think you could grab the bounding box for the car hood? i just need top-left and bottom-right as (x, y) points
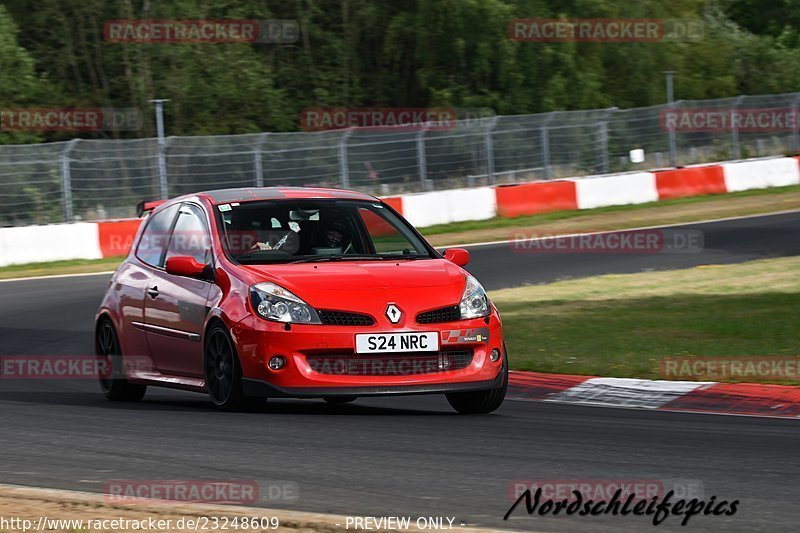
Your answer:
(239, 258), (468, 311)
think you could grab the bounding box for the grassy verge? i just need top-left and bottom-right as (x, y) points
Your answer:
(492, 256), (800, 384)
(0, 484), (504, 533)
(0, 257), (122, 280)
(1, 184), (799, 280)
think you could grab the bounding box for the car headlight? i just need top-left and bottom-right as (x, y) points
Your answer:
(250, 282), (321, 324)
(459, 275), (490, 319)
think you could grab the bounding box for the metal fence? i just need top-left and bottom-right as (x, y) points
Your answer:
(2, 92), (800, 226)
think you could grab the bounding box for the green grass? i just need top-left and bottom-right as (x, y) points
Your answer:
(492, 257), (800, 383)
(0, 257), (122, 280)
(422, 183), (800, 237)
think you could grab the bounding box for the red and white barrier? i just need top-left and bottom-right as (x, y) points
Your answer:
(575, 172), (659, 209)
(654, 165), (726, 199)
(0, 222), (102, 267)
(722, 157), (800, 192)
(1, 156), (798, 267)
(400, 186), (496, 227)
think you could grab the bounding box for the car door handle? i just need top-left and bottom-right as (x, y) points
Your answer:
(146, 286), (159, 299)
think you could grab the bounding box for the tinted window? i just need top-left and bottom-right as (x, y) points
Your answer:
(359, 208), (417, 255)
(136, 204), (179, 267)
(217, 199), (431, 264)
(165, 204), (212, 265)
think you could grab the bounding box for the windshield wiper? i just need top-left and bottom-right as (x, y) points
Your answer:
(289, 254), (385, 264)
(379, 253), (424, 260)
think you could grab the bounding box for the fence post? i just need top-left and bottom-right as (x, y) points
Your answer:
(338, 128), (354, 189)
(667, 101), (681, 167)
(484, 116), (499, 184)
(156, 138), (170, 199)
(792, 94), (800, 153)
(598, 107), (617, 174)
(416, 124), (429, 191)
(731, 95), (745, 160)
(541, 112), (555, 179)
(60, 139), (79, 222)
(254, 132), (269, 187)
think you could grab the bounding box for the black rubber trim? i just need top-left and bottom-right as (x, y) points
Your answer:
(241, 370), (504, 399)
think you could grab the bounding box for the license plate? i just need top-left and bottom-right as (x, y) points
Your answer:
(355, 332), (439, 354)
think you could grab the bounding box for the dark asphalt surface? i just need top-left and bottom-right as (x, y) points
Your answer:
(1, 211), (799, 532)
(466, 210), (800, 290)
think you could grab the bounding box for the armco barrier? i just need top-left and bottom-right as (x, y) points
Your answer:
(495, 180), (578, 218)
(575, 172), (659, 209)
(1, 156), (798, 268)
(98, 219), (142, 258)
(655, 166), (727, 200)
(401, 187), (496, 227)
(722, 158), (800, 192)
(0, 222), (102, 267)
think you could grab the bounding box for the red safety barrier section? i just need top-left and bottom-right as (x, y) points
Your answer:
(661, 382), (800, 418)
(655, 166), (727, 200)
(495, 180), (578, 218)
(97, 219), (142, 258)
(381, 196), (404, 215)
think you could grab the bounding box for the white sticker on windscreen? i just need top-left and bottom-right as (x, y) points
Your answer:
(218, 204), (232, 212)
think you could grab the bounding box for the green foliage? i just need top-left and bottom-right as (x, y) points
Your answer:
(0, 0), (799, 139)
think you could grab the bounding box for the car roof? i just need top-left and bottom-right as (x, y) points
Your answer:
(193, 187), (378, 205)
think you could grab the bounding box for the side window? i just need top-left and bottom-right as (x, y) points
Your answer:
(165, 204), (212, 265)
(136, 204), (180, 268)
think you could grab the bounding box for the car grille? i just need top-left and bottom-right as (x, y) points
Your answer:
(306, 349), (473, 376)
(317, 310), (375, 326)
(416, 305), (461, 324)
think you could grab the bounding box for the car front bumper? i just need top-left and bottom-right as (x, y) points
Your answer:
(231, 310), (505, 398)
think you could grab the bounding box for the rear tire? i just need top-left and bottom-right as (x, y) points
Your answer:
(204, 323), (249, 411)
(446, 345), (508, 414)
(324, 396), (357, 405)
(96, 318), (146, 402)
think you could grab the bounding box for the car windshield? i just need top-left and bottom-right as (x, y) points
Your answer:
(216, 199), (433, 264)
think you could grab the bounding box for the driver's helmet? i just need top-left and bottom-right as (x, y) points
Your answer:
(314, 214), (351, 250)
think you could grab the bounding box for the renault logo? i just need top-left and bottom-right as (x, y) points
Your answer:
(385, 303), (402, 324)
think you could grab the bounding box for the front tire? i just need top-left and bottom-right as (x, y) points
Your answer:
(446, 346), (508, 414)
(204, 323), (249, 411)
(96, 318), (146, 402)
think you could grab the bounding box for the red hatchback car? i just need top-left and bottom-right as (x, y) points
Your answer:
(95, 187), (508, 413)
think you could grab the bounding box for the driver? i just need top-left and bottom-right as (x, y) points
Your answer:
(312, 216), (352, 254)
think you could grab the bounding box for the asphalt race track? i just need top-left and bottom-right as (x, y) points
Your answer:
(467, 210), (800, 290)
(1, 211), (799, 532)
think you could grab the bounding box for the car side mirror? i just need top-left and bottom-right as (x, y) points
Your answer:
(444, 248), (470, 267)
(165, 256), (210, 280)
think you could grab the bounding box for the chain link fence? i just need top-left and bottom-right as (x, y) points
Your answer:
(2, 92), (800, 226)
